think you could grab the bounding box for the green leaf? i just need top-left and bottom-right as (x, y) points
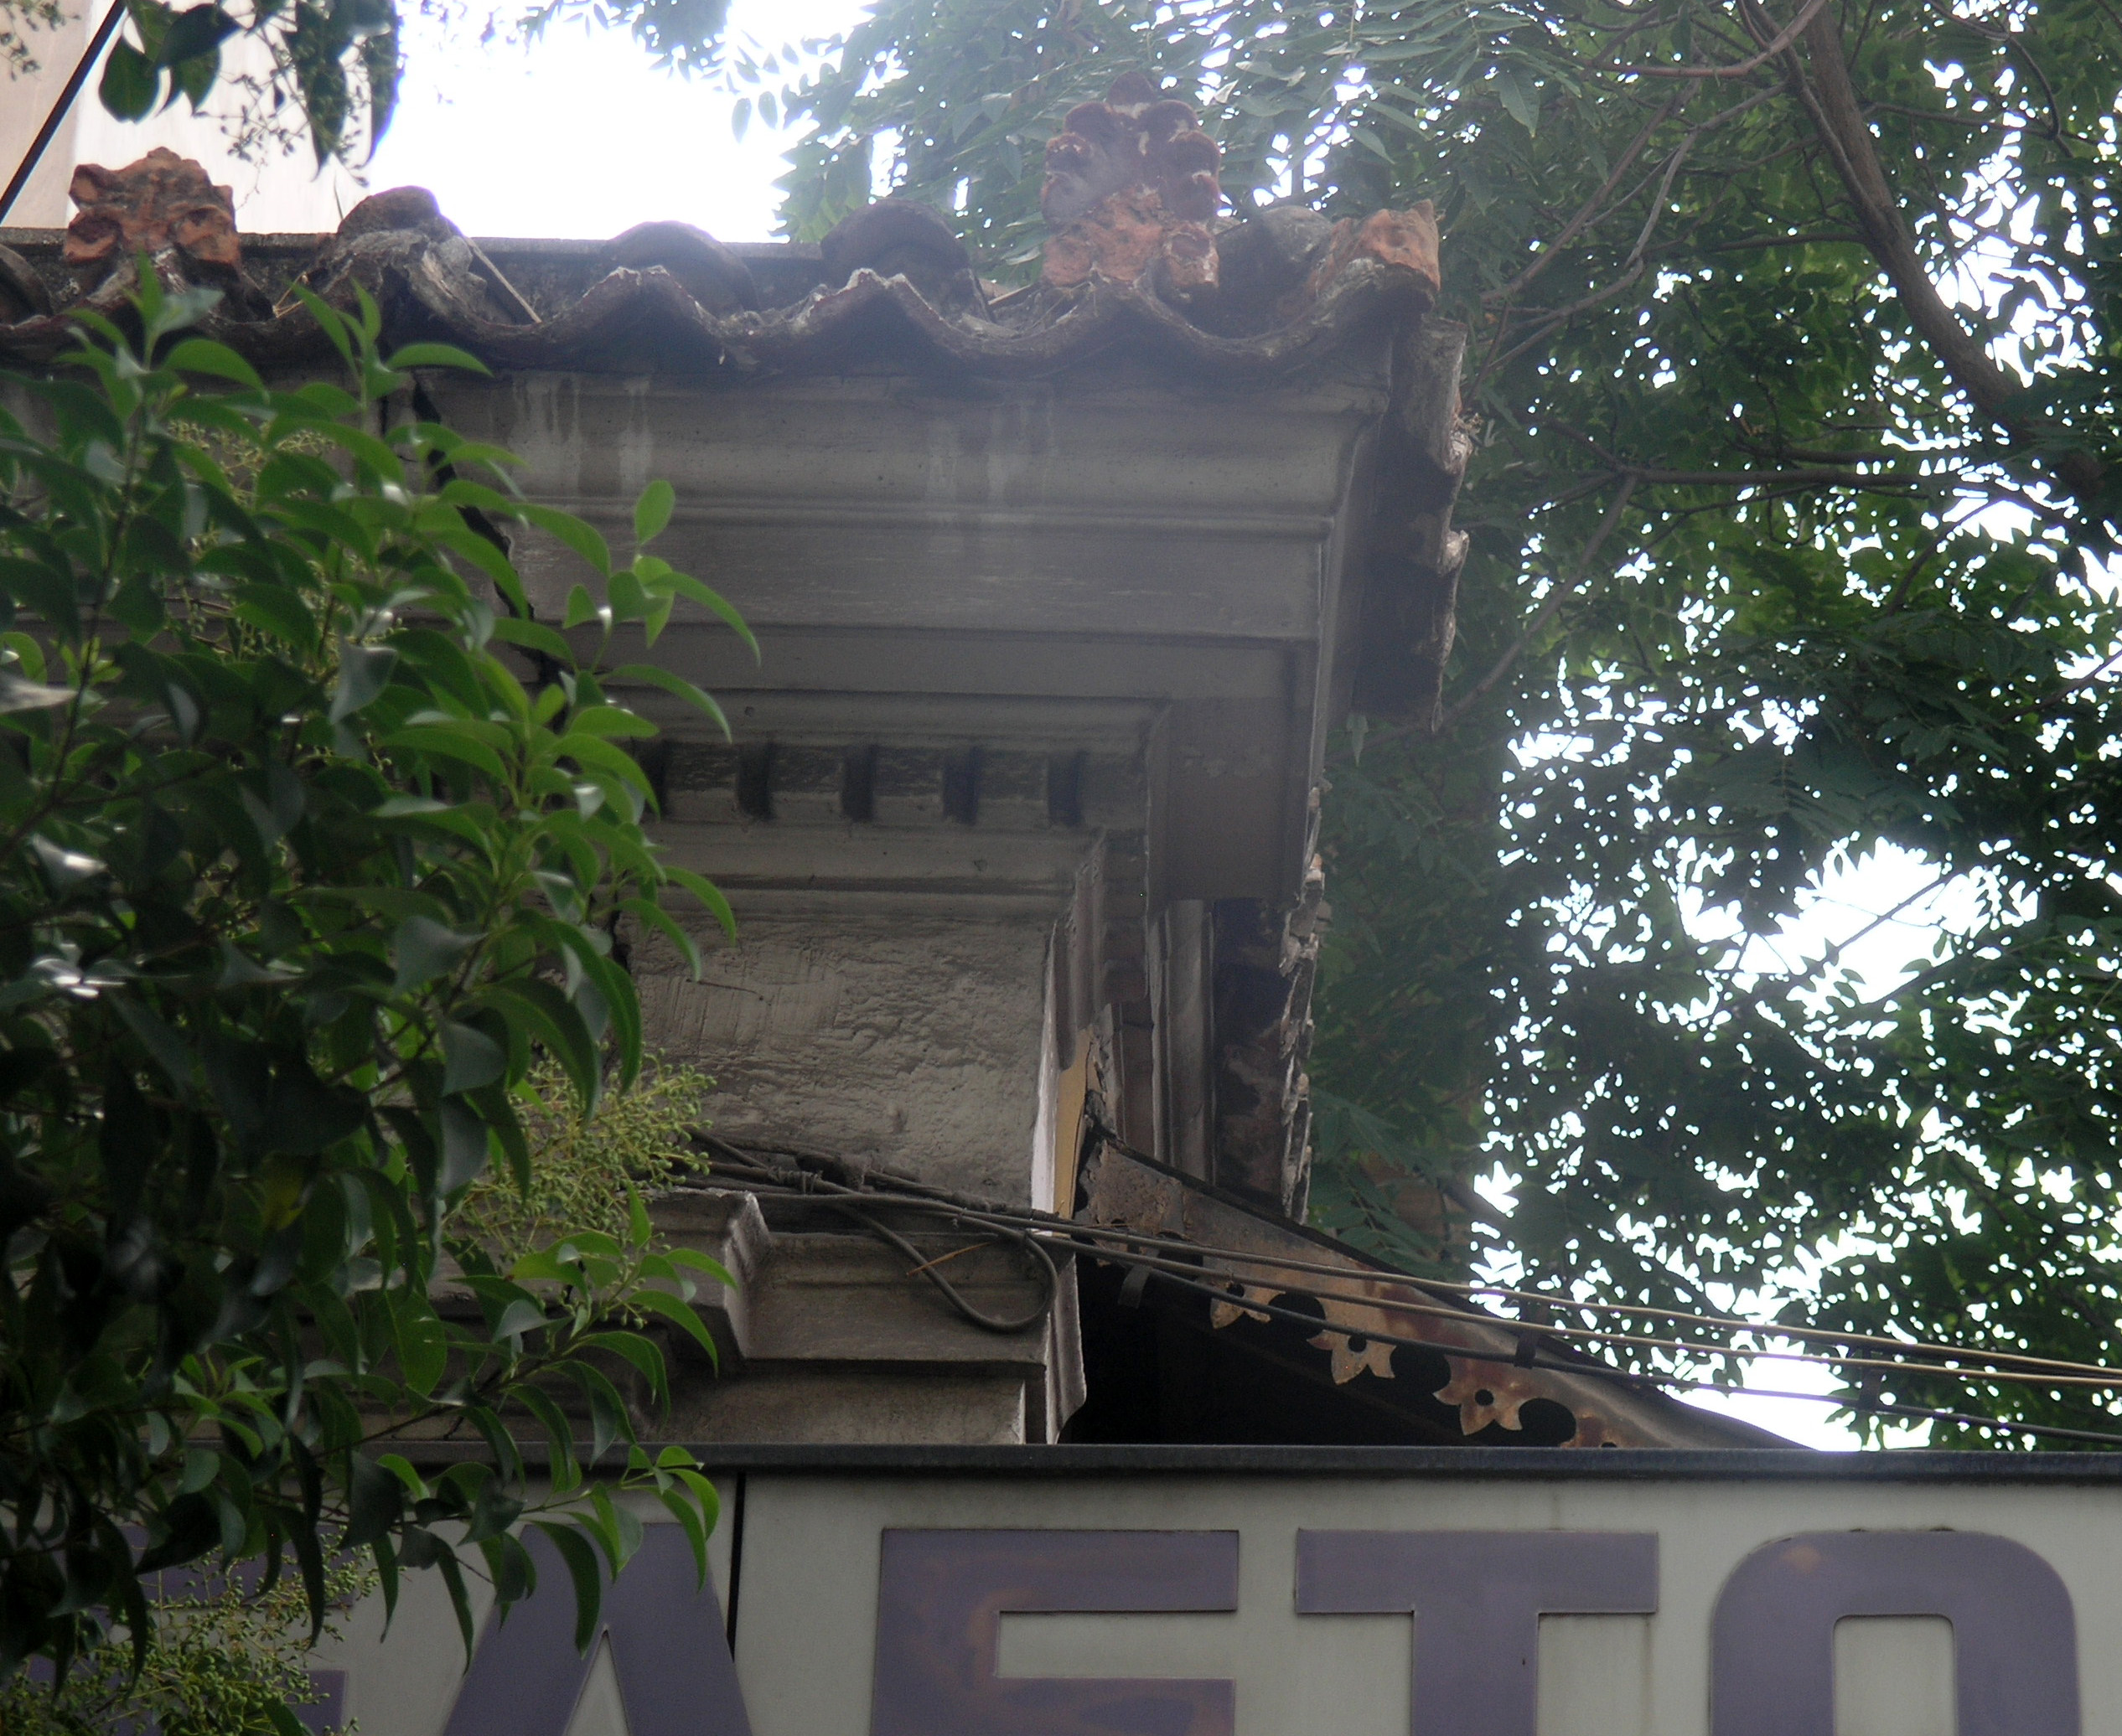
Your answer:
(562, 1361), (630, 1465)
(622, 895), (703, 976)
(492, 1297), (549, 1339)
(663, 866), (738, 942)
(530, 1522), (607, 1655)
(435, 1545), (479, 1662)
(441, 1019), (507, 1093)
(345, 1451), (403, 1545)
(630, 1289), (719, 1366)
(478, 977), (602, 1113)
(100, 39), (159, 120)
(672, 1468), (722, 1544)
(393, 915), (480, 993)
(384, 342), (491, 374)
(163, 337), (262, 387)
(391, 1292), (448, 1396)
(562, 584), (602, 630)
(383, 722), (510, 784)
(516, 504), (612, 577)
(439, 1096), (492, 1193)
(664, 1247), (738, 1288)
(516, 1385), (582, 1494)
(656, 1487), (712, 1584)
(153, 4), (238, 70)
(330, 642), (399, 722)
(232, 583), (318, 648)
(0, 669), (76, 713)
(661, 572), (759, 660)
(577, 1330), (669, 1407)
(569, 704), (660, 740)
(1493, 61), (1539, 135)
(634, 480), (676, 545)
(490, 615), (576, 662)
(612, 663), (732, 738)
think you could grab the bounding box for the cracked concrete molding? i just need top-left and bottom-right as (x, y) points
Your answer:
(643, 1189), (1084, 1444)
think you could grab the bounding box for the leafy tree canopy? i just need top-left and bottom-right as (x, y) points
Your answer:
(775, 0), (2122, 1442)
(1, 279), (743, 1679)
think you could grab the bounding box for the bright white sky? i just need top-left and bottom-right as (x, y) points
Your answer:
(360, 0), (873, 240)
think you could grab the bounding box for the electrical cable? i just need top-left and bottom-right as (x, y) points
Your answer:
(1001, 1235), (2122, 1396)
(709, 1152), (2122, 1396)
(703, 1139), (1057, 1335)
(713, 1135), (2122, 1384)
(696, 1144), (2122, 1444)
(1067, 1134), (2122, 1384)
(818, 1196), (1058, 1336)
(1090, 1255), (2122, 1449)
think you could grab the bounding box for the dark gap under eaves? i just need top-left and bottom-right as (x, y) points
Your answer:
(841, 744), (878, 822)
(1047, 750), (1086, 828)
(942, 747), (982, 825)
(736, 741), (775, 819)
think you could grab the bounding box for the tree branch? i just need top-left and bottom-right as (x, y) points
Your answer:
(1602, 0), (1832, 79)
(1436, 479), (1640, 736)
(1778, 0), (2106, 501)
(1483, 93), (1685, 306)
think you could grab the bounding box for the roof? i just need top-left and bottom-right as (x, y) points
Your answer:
(0, 82), (1439, 383)
(0, 81), (1469, 721)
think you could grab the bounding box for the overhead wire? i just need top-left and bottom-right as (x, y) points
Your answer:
(919, 1206), (2122, 1388)
(697, 1141), (2122, 1444)
(818, 1196), (1057, 1335)
(1094, 1251), (2122, 1449)
(712, 1137), (2116, 1383)
(1001, 1235), (2122, 1396)
(936, 1188), (2119, 1384)
(711, 1150), (2121, 1393)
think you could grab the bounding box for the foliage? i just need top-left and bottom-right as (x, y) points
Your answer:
(0, 0), (64, 79)
(455, 1057), (712, 1267)
(91, 0), (401, 170)
(0, 272), (746, 1681)
(782, 0), (2122, 1441)
(0, 1558), (373, 1736)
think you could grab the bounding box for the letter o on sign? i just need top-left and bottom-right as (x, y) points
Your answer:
(1711, 1531), (2078, 1736)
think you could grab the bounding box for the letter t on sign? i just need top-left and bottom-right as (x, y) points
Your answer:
(1296, 1531), (1659, 1736)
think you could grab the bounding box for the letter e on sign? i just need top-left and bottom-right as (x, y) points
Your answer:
(870, 1529), (1240, 1736)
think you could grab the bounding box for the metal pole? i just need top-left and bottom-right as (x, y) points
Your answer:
(0, 0), (130, 225)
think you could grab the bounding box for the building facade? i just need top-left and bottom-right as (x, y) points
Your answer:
(0, 84), (1773, 1456)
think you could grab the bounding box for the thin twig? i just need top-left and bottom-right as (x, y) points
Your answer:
(1483, 94), (1685, 306)
(1599, 0), (1831, 79)
(1436, 479), (1640, 735)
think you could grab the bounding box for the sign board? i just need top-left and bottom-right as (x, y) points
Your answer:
(308, 1446), (2121, 1736)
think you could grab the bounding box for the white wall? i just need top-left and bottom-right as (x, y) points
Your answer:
(3, 5), (359, 230)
